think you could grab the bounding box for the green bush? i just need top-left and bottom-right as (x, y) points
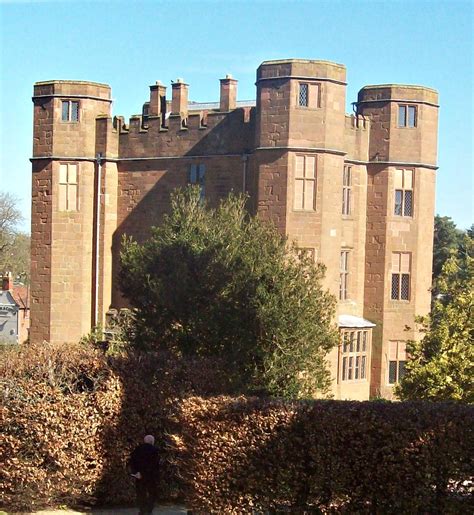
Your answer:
(120, 187), (338, 398)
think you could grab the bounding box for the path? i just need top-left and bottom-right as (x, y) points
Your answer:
(13, 505), (188, 515)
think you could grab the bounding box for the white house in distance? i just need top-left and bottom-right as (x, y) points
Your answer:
(0, 272), (30, 344)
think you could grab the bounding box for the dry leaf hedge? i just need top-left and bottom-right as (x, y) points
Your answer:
(1, 343), (227, 513)
(180, 397), (474, 513)
(1, 343), (473, 513)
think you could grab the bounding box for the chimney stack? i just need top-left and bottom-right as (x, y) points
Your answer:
(2, 272), (13, 291)
(149, 81), (167, 127)
(220, 74), (238, 112)
(171, 78), (189, 118)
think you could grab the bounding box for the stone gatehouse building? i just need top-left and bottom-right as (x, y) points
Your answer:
(30, 59), (438, 400)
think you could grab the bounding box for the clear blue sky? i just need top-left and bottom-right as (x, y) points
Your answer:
(1, 0), (472, 232)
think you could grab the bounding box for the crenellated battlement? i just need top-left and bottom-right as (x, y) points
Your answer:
(114, 106), (255, 159)
(345, 113), (368, 130)
(106, 76), (256, 158)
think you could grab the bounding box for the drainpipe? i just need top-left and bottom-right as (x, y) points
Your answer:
(241, 153), (249, 193)
(94, 152), (103, 328)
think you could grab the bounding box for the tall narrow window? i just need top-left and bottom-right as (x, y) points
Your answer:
(294, 155), (316, 211)
(339, 250), (349, 300)
(58, 163), (78, 211)
(341, 330), (369, 381)
(391, 252), (411, 300)
(298, 83), (309, 107)
(398, 104), (417, 127)
(342, 165), (352, 216)
(388, 341), (407, 384)
(189, 164), (205, 200)
(394, 169), (413, 216)
(61, 100), (79, 122)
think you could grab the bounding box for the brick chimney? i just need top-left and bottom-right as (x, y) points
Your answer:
(171, 78), (188, 117)
(2, 272), (13, 291)
(220, 74), (238, 112)
(149, 81), (167, 127)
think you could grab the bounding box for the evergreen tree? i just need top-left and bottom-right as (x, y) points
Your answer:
(397, 236), (474, 402)
(120, 187), (338, 398)
(432, 215), (464, 280)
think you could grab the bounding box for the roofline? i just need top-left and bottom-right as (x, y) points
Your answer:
(260, 58), (345, 69)
(34, 80), (110, 88)
(360, 84), (438, 94)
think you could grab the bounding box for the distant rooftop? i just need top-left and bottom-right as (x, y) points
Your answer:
(187, 99), (256, 110)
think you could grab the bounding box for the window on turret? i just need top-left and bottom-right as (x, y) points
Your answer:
(189, 164), (205, 200)
(299, 83), (309, 106)
(398, 104), (416, 127)
(294, 155), (316, 210)
(59, 163), (78, 211)
(394, 169), (413, 217)
(342, 165), (352, 216)
(61, 100), (79, 122)
(339, 250), (350, 300)
(388, 341), (407, 384)
(298, 83), (321, 108)
(391, 252), (411, 301)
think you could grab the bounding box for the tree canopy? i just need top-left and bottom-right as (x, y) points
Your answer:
(120, 187), (338, 398)
(432, 215), (464, 280)
(397, 235), (474, 403)
(0, 192), (30, 282)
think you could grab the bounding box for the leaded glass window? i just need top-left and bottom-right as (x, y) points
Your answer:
(340, 330), (370, 381)
(391, 252), (411, 301)
(61, 100), (79, 122)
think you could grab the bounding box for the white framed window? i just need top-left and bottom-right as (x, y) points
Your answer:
(339, 250), (349, 300)
(340, 330), (369, 381)
(398, 104), (416, 128)
(394, 169), (413, 217)
(294, 155), (316, 211)
(391, 252), (411, 301)
(189, 164), (205, 199)
(61, 100), (79, 122)
(342, 165), (352, 216)
(388, 341), (407, 384)
(58, 163), (78, 211)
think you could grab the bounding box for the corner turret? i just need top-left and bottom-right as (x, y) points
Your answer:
(357, 84), (438, 165)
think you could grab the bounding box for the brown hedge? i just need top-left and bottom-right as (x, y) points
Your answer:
(180, 397), (474, 513)
(1, 344), (473, 513)
(0, 343), (227, 512)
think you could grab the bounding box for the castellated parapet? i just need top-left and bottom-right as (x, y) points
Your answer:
(30, 59), (438, 401)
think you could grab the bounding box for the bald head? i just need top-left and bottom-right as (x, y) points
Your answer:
(144, 434), (155, 445)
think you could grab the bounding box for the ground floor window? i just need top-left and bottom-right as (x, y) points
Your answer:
(340, 329), (370, 381)
(388, 340), (407, 384)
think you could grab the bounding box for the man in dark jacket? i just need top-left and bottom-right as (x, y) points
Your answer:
(128, 434), (160, 515)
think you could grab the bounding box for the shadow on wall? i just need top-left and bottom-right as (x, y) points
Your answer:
(109, 107), (292, 309)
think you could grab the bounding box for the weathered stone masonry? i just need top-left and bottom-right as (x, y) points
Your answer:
(30, 59), (438, 400)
